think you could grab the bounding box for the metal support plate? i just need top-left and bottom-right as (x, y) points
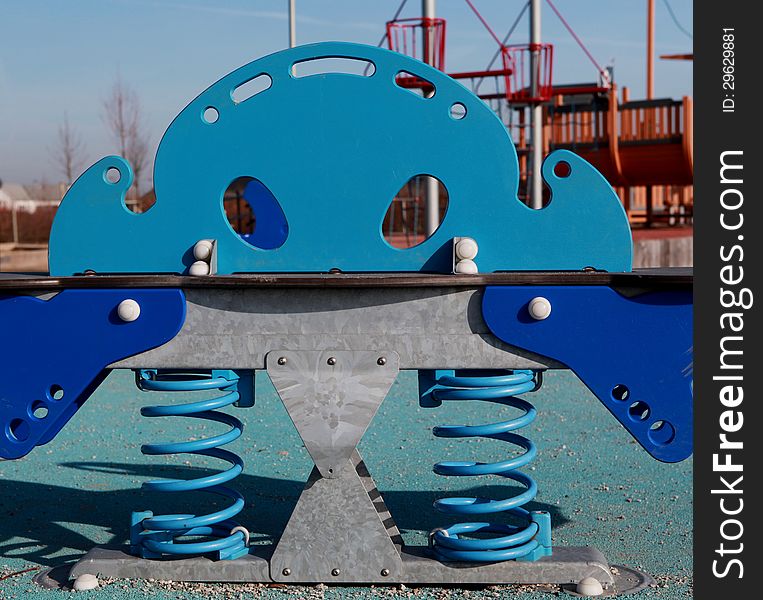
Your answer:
(270, 453), (404, 583)
(111, 288), (557, 370)
(267, 350), (403, 582)
(266, 350), (399, 477)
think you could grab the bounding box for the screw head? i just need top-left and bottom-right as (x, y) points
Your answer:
(331, 568), (340, 577)
(327, 357), (337, 365)
(528, 296), (552, 320)
(377, 357), (387, 366)
(282, 568), (291, 576)
(117, 299), (141, 322)
(277, 357), (287, 365)
(381, 568), (390, 577)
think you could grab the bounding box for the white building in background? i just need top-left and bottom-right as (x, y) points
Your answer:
(0, 181), (64, 213)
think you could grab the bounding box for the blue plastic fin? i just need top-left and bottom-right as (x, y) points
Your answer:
(482, 286), (692, 462)
(0, 289), (186, 459)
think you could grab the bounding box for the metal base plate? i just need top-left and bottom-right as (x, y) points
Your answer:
(400, 546), (614, 586)
(65, 544), (633, 589)
(70, 546), (270, 582)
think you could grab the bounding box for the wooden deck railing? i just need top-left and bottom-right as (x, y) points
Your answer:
(618, 98), (684, 143)
(547, 95), (690, 147)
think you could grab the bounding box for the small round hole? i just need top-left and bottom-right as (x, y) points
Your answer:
(611, 384), (630, 401)
(49, 385), (64, 401)
(449, 102), (467, 120)
(31, 401), (49, 420)
(553, 161), (571, 178)
(648, 420), (676, 445)
(105, 167), (121, 184)
(203, 106), (220, 124)
(8, 419), (30, 442)
(628, 401), (650, 422)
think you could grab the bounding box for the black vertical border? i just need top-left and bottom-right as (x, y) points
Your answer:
(694, 2), (760, 598)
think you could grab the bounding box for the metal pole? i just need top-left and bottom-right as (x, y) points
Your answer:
(645, 0), (655, 225)
(288, 0), (296, 48)
(646, 0), (654, 99)
(11, 201), (19, 246)
(529, 0), (543, 209)
(423, 0), (440, 235)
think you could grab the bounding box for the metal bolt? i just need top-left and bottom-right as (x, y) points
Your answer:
(331, 569), (340, 577)
(381, 568), (390, 577)
(377, 357), (387, 366)
(117, 299), (141, 322)
(528, 296), (552, 321)
(327, 357), (337, 365)
(282, 568), (291, 576)
(277, 357), (287, 365)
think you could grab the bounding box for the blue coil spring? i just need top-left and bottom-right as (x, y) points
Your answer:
(427, 369), (552, 562)
(130, 369), (249, 560)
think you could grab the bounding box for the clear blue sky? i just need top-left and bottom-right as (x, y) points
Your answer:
(0, 0), (692, 186)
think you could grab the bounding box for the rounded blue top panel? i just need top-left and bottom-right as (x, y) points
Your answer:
(49, 42), (631, 275)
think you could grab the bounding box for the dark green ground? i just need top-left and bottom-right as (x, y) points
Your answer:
(0, 370), (691, 598)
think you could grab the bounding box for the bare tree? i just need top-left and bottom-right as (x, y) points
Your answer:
(103, 75), (151, 204)
(52, 112), (87, 185)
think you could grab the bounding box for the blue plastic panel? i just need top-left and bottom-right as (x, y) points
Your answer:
(482, 286), (692, 462)
(0, 289), (186, 459)
(49, 42), (631, 275)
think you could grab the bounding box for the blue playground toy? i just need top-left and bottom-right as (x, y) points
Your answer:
(0, 42), (691, 594)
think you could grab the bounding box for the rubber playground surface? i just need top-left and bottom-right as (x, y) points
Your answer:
(0, 369), (692, 599)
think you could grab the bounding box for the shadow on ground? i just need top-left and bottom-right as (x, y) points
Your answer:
(0, 461), (568, 567)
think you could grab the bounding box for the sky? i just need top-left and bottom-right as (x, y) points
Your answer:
(0, 0), (693, 186)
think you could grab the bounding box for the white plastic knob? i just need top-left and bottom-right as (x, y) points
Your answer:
(189, 260), (210, 276)
(455, 237), (479, 260)
(576, 576), (604, 597)
(193, 239), (214, 261)
(528, 296), (552, 320)
(73, 573), (99, 591)
(454, 259), (478, 274)
(117, 299), (141, 322)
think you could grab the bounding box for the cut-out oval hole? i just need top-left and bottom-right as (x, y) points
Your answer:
(449, 102), (467, 120)
(553, 161), (571, 178)
(293, 57), (375, 78)
(203, 106), (219, 124)
(395, 71), (435, 98)
(31, 401), (49, 420)
(383, 175), (449, 249)
(232, 74), (272, 104)
(105, 167), (121, 184)
(648, 420), (676, 445)
(8, 418), (30, 442)
(224, 177), (288, 250)
(628, 400), (650, 422)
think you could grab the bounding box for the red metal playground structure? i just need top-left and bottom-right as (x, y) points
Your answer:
(381, 0), (693, 248)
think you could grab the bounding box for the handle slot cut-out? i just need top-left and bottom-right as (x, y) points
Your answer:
(232, 74), (272, 104)
(395, 71), (436, 98)
(293, 57), (376, 78)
